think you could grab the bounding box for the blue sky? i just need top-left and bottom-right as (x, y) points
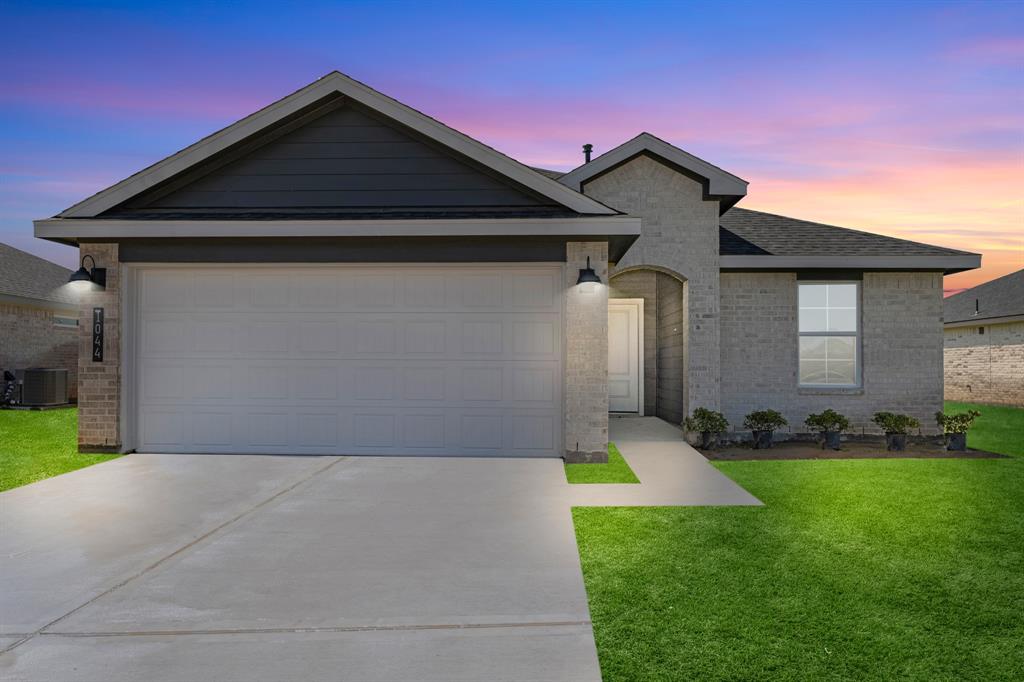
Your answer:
(2, 0), (1021, 288)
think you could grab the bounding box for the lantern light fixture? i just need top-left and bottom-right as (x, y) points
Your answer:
(68, 254), (106, 290)
(576, 256), (601, 285)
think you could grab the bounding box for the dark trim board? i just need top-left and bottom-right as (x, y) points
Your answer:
(103, 235), (636, 263)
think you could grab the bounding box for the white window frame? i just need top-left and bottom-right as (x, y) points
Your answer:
(53, 315), (79, 329)
(797, 280), (861, 388)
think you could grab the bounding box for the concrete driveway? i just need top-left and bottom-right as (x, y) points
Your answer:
(0, 418), (757, 681)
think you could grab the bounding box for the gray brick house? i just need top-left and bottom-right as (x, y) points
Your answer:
(33, 72), (980, 457)
(0, 243), (79, 400)
(944, 269), (1024, 407)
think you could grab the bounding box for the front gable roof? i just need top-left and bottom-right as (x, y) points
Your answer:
(59, 71), (617, 218)
(558, 132), (748, 212)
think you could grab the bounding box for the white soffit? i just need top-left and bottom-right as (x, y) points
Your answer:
(34, 216), (642, 240)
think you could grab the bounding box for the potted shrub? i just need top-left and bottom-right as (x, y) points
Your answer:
(742, 409), (788, 449)
(872, 411), (921, 451)
(804, 408), (850, 450)
(935, 409), (981, 451)
(684, 408), (729, 450)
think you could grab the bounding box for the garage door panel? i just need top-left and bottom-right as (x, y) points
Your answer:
(135, 266), (562, 456)
(193, 411), (235, 446)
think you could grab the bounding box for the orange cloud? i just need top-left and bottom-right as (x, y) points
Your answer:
(744, 157), (1024, 289)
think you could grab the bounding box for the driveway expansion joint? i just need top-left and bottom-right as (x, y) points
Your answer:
(37, 620), (594, 638)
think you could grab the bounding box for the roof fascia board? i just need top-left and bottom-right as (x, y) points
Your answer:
(59, 72), (616, 218)
(720, 254), (981, 274)
(944, 314), (1024, 328)
(35, 216), (641, 240)
(559, 133), (749, 199)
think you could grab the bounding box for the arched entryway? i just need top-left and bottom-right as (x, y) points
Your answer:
(608, 267), (687, 423)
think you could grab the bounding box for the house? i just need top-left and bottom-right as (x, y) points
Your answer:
(0, 242), (79, 400)
(33, 72), (981, 458)
(943, 269), (1024, 407)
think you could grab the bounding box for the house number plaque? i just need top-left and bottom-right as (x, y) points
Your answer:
(92, 307), (104, 362)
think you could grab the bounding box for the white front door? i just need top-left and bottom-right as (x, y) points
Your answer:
(131, 264), (563, 457)
(608, 299), (642, 413)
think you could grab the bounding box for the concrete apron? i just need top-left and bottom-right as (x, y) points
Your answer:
(0, 418), (758, 682)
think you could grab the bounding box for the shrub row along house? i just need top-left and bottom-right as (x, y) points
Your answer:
(943, 268), (1024, 407)
(33, 72), (981, 459)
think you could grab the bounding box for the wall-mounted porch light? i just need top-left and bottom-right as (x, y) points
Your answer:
(68, 254), (106, 290)
(576, 256), (602, 285)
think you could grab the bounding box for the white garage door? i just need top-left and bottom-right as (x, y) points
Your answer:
(133, 265), (563, 456)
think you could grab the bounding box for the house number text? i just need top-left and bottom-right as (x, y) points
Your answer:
(92, 307), (104, 362)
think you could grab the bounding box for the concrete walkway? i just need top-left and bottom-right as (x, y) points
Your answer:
(0, 417), (756, 681)
(568, 417), (763, 507)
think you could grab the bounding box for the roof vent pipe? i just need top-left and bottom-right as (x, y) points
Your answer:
(583, 144), (593, 163)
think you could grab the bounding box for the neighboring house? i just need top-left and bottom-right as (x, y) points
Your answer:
(0, 243), (79, 400)
(33, 72), (980, 457)
(943, 269), (1024, 407)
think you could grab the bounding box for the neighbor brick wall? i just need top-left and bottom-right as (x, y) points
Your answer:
(77, 243), (122, 452)
(0, 303), (78, 400)
(582, 155), (722, 417)
(944, 321), (1024, 407)
(720, 271), (945, 436)
(565, 241), (609, 461)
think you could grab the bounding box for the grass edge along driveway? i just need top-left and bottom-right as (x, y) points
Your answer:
(565, 442), (639, 484)
(0, 408), (119, 492)
(573, 403), (1024, 680)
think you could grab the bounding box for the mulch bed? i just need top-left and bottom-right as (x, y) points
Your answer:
(702, 440), (1006, 461)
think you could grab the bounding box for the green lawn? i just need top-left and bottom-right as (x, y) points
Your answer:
(565, 442), (639, 484)
(574, 405), (1024, 680)
(0, 408), (119, 492)
(945, 400), (1024, 457)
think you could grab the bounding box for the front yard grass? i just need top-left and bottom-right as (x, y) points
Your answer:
(945, 400), (1024, 457)
(574, 405), (1024, 681)
(0, 408), (119, 492)
(565, 442), (639, 484)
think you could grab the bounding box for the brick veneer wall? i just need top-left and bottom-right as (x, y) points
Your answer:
(720, 271), (945, 436)
(77, 244), (122, 452)
(565, 241), (609, 462)
(582, 154), (722, 417)
(944, 321), (1024, 407)
(0, 303), (78, 400)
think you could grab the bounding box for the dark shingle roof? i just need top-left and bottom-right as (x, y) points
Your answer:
(720, 207), (976, 257)
(529, 167), (565, 180)
(0, 243), (77, 305)
(944, 269), (1024, 324)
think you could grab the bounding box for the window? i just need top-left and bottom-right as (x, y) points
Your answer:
(798, 282), (859, 386)
(979, 326), (985, 335)
(53, 316), (78, 329)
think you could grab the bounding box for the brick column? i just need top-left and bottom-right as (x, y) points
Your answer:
(77, 243), (122, 452)
(564, 241), (609, 463)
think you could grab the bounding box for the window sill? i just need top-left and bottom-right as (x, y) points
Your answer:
(798, 386), (864, 396)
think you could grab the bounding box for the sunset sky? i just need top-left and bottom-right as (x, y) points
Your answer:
(2, 1), (1021, 292)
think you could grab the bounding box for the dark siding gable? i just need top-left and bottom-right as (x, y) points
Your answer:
(113, 100), (559, 215)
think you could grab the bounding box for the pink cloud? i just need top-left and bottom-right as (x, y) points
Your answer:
(946, 36), (1024, 64)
